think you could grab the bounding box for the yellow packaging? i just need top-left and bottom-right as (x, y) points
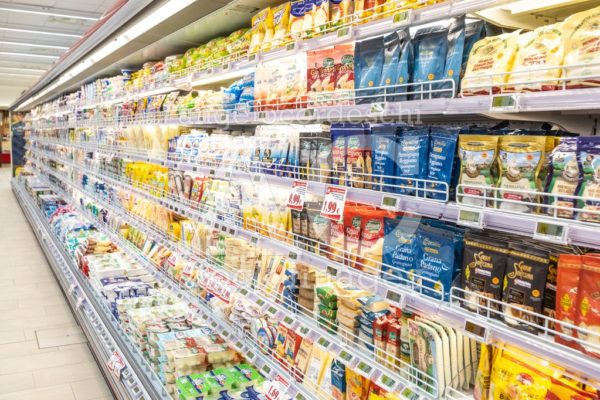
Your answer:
(330, 0), (354, 28)
(289, 0), (306, 39)
(304, 345), (331, 392)
(563, 5), (600, 88)
(313, 0), (330, 35)
(272, 2), (291, 48)
(346, 367), (368, 400)
(249, 8), (271, 54)
(294, 336), (314, 377)
(474, 344), (492, 400)
(496, 136), (546, 213)
(507, 24), (565, 92)
(462, 30), (521, 95)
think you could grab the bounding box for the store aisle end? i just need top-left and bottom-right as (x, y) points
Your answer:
(0, 168), (113, 400)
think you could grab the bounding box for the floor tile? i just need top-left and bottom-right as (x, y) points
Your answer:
(33, 361), (103, 388)
(36, 325), (87, 349)
(0, 383), (76, 400)
(70, 378), (112, 400)
(0, 372), (35, 395)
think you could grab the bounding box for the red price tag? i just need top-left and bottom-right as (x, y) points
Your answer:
(266, 374), (290, 400)
(320, 186), (347, 222)
(286, 181), (307, 211)
(107, 351), (126, 380)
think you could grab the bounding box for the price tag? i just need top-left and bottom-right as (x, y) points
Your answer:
(326, 266), (337, 277)
(320, 186), (347, 222)
(283, 316), (294, 327)
(288, 251), (298, 261)
(286, 42), (296, 51)
(266, 374), (290, 400)
(393, 10), (412, 25)
(386, 289), (402, 306)
(299, 326), (310, 336)
(337, 26), (350, 38)
(370, 102), (385, 115)
(377, 373), (398, 392)
(248, 54), (257, 62)
(258, 112), (266, 120)
(295, 393), (306, 400)
(490, 94), (519, 112)
(464, 319), (489, 343)
(533, 221), (569, 245)
(338, 350), (353, 364)
(76, 297), (85, 309)
(239, 288), (249, 296)
(209, 169), (216, 177)
(246, 350), (257, 362)
(261, 364), (272, 377)
(317, 337), (331, 349)
(286, 180), (308, 211)
(267, 306), (278, 316)
(457, 207), (484, 229)
(256, 298), (265, 307)
(224, 170), (232, 179)
(252, 174), (262, 183)
(251, 235), (259, 245)
(380, 195), (400, 212)
(304, 109), (314, 117)
(356, 361), (373, 376)
(222, 331), (230, 338)
(107, 351), (126, 380)
(235, 341), (244, 350)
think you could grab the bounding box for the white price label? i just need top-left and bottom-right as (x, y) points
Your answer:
(457, 207), (484, 229)
(490, 94), (519, 112)
(533, 221), (569, 245)
(320, 186), (347, 222)
(107, 351), (126, 380)
(370, 102), (385, 115)
(266, 374), (290, 400)
(464, 319), (489, 343)
(381, 195), (400, 211)
(287, 180), (308, 211)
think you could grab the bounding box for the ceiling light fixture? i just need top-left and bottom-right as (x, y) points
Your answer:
(0, 51), (59, 59)
(0, 66), (46, 73)
(0, 72), (43, 78)
(0, 6), (99, 21)
(0, 26), (81, 38)
(0, 40), (69, 50)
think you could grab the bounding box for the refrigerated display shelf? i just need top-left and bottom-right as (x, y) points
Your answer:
(26, 147), (600, 384)
(12, 179), (167, 400)
(29, 137), (600, 251)
(26, 160), (434, 398)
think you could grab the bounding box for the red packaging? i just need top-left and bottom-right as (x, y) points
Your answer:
(307, 50), (322, 108)
(386, 318), (401, 369)
(318, 48), (336, 107)
(343, 207), (370, 269)
(333, 43), (355, 106)
(555, 254), (582, 349)
(575, 255), (600, 359)
(358, 210), (396, 275)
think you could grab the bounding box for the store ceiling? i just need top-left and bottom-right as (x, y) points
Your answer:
(0, 0), (115, 109)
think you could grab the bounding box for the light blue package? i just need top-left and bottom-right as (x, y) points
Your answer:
(392, 29), (413, 102)
(371, 124), (399, 192)
(354, 36), (384, 104)
(395, 127), (429, 196)
(421, 219), (464, 280)
(440, 17), (465, 98)
(461, 21), (485, 79)
(425, 127), (459, 200)
(377, 32), (401, 102)
(414, 225), (455, 301)
(410, 25), (448, 100)
(381, 217), (420, 284)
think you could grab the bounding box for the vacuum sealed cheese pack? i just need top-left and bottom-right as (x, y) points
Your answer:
(462, 30), (521, 95)
(563, 5), (600, 88)
(408, 319), (444, 397)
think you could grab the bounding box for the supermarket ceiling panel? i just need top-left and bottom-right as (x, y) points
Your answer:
(0, 0), (115, 108)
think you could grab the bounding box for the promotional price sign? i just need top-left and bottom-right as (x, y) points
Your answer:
(286, 180), (307, 211)
(107, 351), (126, 380)
(266, 374), (290, 400)
(320, 186), (347, 222)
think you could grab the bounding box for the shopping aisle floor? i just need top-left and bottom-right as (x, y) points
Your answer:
(0, 168), (113, 400)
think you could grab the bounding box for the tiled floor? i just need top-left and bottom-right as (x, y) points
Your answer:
(0, 168), (113, 400)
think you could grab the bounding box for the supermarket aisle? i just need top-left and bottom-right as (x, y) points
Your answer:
(0, 168), (113, 400)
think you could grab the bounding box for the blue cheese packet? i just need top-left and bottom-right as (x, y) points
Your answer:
(414, 224), (455, 301)
(354, 36), (384, 104)
(371, 124), (399, 192)
(395, 127), (430, 196)
(426, 128), (459, 201)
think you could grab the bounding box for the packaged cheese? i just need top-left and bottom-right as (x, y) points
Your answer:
(555, 254), (582, 349)
(408, 319), (444, 397)
(575, 255), (600, 359)
(249, 8), (272, 54)
(272, 2), (291, 49)
(507, 24), (565, 92)
(462, 30), (521, 95)
(330, 0), (354, 28)
(563, 5), (600, 88)
(289, 0), (306, 40)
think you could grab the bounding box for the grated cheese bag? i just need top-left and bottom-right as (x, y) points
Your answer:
(462, 30), (521, 96)
(562, 5), (600, 88)
(249, 8), (271, 54)
(272, 2), (291, 49)
(507, 24), (565, 92)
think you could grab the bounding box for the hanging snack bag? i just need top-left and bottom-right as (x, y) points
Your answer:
(333, 43), (355, 105)
(272, 2), (292, 49)
(496, 135), (546, 213)
(575, 255), (600, 359)
(371, 124), (399, 192)
(545, 138), (581, 219)
(562, 5), (600, 89)
(507, 23), (565, 92)
(395, 127), (429, 196)
(345, 123), (371, 189)
(318, 47), (337, 106)
(377, 32), (401, 102)
(461, 233), (509, 317)
(426, 127), (459, 201)
(555, 254), (582, 349)
(391, 29), (413, 102)
(303, 0), (316, 38)
(354, 37), (384, 104)
(411, 24), (449, 100)
(502, 243), (549, 334)
(577, 137), (600, 222)
(308, 50), (323, 107)
(329, 0), (354, 28)
(462, 30), (521, 95)
(457, 135), (498, 207)
(313, 0), (330, 35)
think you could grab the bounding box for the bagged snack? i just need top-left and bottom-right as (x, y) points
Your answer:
(545, 138), (581, 219)
(331, 359), (346, 400)
(354, 37), (384, 104)
(462, 30), (521, 95)
(344, 206), (366, 269)
(411, 24), (449, 99)
(333, 43), (355, 105)
(577, 137), (600, 222)
(378, 32), (401, 101)
(555, 254), (582, 349)
(457, 135), (499, 207)
(318, 47), (337, 106)
(391, 29), (413, 102)
(461, 233), (509, 317)
(395, 127), (429, 196)
(461, 21), (485, 81)
(371, 124), (399, 192)
(575, 255), (600, 359)
(272, 2), (291, 48)
(308, 50), (323, 107)
(328, 219), (345, 262)
(502, 243), (549, 333)
(496, 135), (546, 213)
(507, 23), (565, 92)
(562, 5), (600, 88)
(426, 128), (459, 201)
(303, 0), (316, 38)
(358, 210), (395, 275)
(329, 0), (354, 28)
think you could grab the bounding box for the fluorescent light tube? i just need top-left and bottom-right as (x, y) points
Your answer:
(0, 6), (98, 21)
(0, 51), (59, 59)
(0, 40), (68, 50)
(0, 26), (81, 38)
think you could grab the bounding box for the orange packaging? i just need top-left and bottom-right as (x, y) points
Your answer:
(307, 50), (322, 107)
(575, 255), (600, 359)
(358, 210), (396, 275)
(318, 47), (337, 106)
(555, 254), (582, 349)
(334, 43), (355, 105)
